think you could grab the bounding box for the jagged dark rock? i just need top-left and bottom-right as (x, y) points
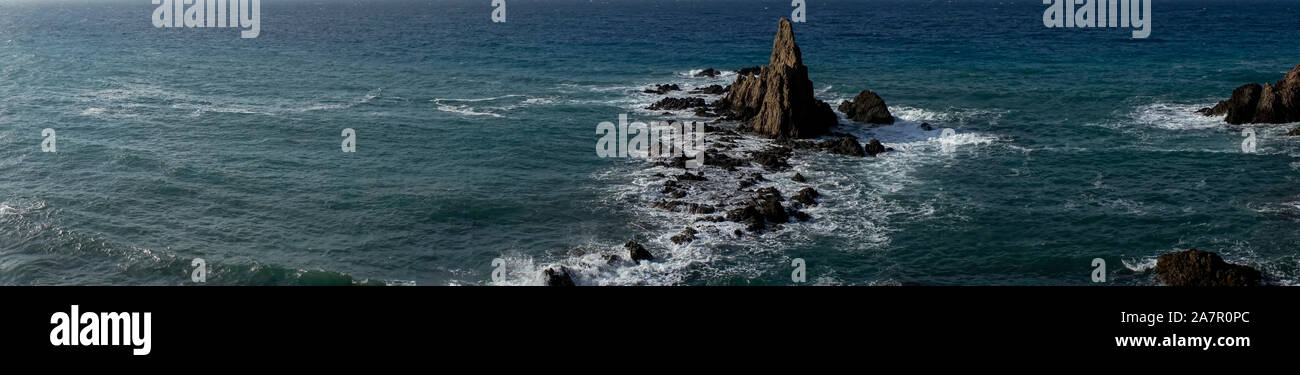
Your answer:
(1287, 127), (1300, 136)
(748, 146), (793, 171)
(789, 209), (811, 222)
(735, 66), (762, 76)
(542, 266), (576, 286)
(791, 172), (806, 182)
(864, 138), (887, 156)
(1199, 65), (1300, 124)
(725, 206), (765, 232)
(756, 195), (788, 223)
(755, 187), (783, 201)
(644, 84), (681, 94)
(670, 227), (698, 244)
(695, 68), (721, 78)
(1154, 249), (1262, 287)
(716, 18), (838, 138)
(704, 150), (747, 171)
(791, 187), (819, 206)
(648, 97), (707, 111)
(676, 172), (707, 181)
(820, 135), (865, 157)
(838, 90), (894, 125)
(625, 240), (654, 263)
(689, 84), (728, 95)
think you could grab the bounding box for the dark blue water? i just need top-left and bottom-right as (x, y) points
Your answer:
(1, 0), (1298, 285)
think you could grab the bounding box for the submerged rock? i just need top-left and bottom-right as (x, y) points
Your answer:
(838, 90), (894, 124)
(1154, 249), (1262, 286)
(791, 172), (807, 182)
(716, 18), (838, 138)
(1198, 65), (1300, 124)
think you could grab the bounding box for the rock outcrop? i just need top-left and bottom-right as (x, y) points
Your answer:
(864, 139), (887, 156)
(648, 97), (707, 111)
(1198, 65), (1300, 124)
(644, 84), (680, 94)
(838, 90), (894, 124)
(717, 18), (838, 139)
(689, 84), (728, 95)
(1154, 249), (1262, 286)
(625, 240), (654, 263)
(542, 266), (576, 286)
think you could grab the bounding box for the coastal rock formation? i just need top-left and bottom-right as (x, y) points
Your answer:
(644, 84), (680, 94)
(648, 97), (707, 111)
(791, 187), (819, 206)
(542, 266), (576, 286)
(864, 138), (887, 156)
(838, 90), (895, 124)
(625, 240), (655, 263)
(717, 18), (838, 139)
(689, 84), (728, 95)
(1197, 65), (1300, 124)
(821, 135), (865, 157)
(1154, 249), (1262, 286)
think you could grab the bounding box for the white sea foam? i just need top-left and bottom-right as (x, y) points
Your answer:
(1128, 102), (1225, 131)
(431, 94), (557, 118)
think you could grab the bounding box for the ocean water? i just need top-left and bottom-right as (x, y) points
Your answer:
(1, 0), (1299, 285)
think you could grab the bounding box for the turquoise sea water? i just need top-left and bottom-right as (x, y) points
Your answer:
(1, 0), (1299, 285)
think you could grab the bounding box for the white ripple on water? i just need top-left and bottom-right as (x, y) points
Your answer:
(430, 94), (559, 118)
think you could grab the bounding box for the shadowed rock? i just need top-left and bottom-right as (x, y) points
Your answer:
(689, 84), (728, 95)
(821, 135), (865, 157)
(791, 187), (819, 206)
(648, 97), (707, 111)
(864, 139), (887, 156)
(644, 84), (680, 94)
(542, 266), (576, 286)
(838, 90), (894, 124)
(1154, 249), (1262, 286)
(625, 240), (654, 263)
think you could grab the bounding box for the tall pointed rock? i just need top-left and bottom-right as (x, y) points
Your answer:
(719, 18), (837, 138)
